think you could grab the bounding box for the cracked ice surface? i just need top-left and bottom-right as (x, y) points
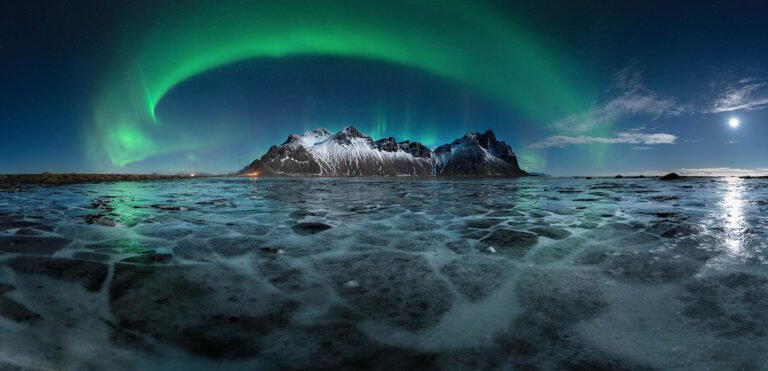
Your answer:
(0, 177), (767, 369)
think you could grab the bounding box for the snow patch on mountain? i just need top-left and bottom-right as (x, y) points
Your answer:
(239, 126), (526, 177)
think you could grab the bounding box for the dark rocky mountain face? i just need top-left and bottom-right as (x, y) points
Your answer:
(398, 141), (432, 159)
(242, 144), (323, 176)
(434, 130), (524, 176)
(374, 137), (399, 152)
(239, 127), (526, 177)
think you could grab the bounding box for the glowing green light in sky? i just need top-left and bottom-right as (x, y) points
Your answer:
(91, 0), (592, 167)
(517, 148), (548, 174)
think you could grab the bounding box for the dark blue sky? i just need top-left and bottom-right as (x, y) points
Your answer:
(2, 0), (768, 175)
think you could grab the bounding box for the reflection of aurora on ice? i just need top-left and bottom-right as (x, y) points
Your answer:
(1, 177), (768, 369)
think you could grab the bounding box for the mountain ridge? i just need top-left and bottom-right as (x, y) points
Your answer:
(239, 126), (527, 177)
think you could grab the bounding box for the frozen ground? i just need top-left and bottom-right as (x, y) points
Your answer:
(0, 177), (767, 370)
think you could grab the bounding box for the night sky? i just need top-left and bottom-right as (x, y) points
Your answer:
(3, 0), (768, 175)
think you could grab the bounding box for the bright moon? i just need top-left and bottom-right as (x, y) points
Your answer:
(729, 118), (740, 128)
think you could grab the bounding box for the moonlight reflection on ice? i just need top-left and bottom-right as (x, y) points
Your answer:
(0, 177), (767, 369)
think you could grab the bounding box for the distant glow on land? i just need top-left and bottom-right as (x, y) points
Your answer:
(89, 0), (592, 168)
(729, 118), (740, 128)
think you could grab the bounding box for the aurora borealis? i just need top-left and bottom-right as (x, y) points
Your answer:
(91, 0), (590, 169)
(4, 1), (768, 175)
(6, 3), (768, 367)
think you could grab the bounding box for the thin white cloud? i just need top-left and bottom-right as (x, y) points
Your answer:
(590, 167), (768, 177)
(554, 65), (679, 132)
(545, 65), (768, 151)
(530, 132), (677, 149)
(676, 168), (768, 177)
(707, 81), (768, 113)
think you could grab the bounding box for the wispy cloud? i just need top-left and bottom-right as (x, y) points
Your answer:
(707, 81), (768, 113)
(530, 132), (677, 149)
(540, 65), (768, 152)
(676, 167), (768, 177)
(554, 65), (679, 132)
(591, 167), (768, 177)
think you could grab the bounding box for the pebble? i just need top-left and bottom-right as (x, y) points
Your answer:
(342, 280), (361, 289)
(260, 247), (285, 254)
(84, 214), (116, 227)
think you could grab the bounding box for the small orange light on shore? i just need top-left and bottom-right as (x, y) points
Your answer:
(248, 171), (260, 177)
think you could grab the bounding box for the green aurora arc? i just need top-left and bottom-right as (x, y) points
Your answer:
(90, 0), (593, 168)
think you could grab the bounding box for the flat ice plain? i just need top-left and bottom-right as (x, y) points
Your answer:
(0, 177), (766, 370)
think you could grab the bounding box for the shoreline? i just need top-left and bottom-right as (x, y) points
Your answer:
(2, 172), (764, 188)
(0, 173), (202, 187)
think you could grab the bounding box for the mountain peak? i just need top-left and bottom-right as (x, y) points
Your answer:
(480, 129), (497, 141)
(282, 128), (333, 147)
(303, 128), (333, 137)
(241, 127), (526, 177)
(332, 126), (370, 145)
(337, 126), (366, 138)
(457, 130), (497, 144)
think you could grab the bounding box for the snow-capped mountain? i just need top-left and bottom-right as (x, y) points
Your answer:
(239, 126), (526, 177)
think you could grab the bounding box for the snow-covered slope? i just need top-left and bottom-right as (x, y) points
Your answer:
(283, 128), (332, 148)
(239, 126), (526, 177)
